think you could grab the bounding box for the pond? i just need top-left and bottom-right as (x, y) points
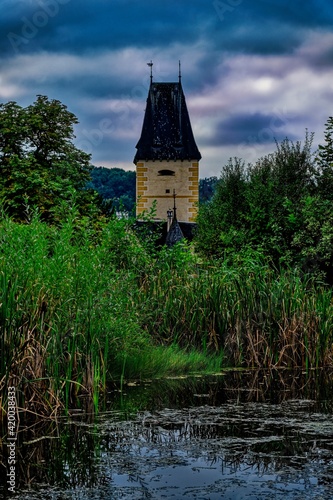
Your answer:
(1, 369), (333, 499)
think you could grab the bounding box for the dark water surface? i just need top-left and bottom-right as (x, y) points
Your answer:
(2, 369), (333, 499)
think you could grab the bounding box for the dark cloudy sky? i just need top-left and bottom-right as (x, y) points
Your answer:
(1, 0), (333, 177)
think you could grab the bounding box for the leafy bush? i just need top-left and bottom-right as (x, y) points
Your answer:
(195, 131), (333, 279)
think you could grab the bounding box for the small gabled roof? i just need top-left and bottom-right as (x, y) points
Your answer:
(134, 81), (201, 164)
(165, 218), (184, 247)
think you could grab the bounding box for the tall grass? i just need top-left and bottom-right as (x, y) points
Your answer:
(0, 210), (152, 418)
(0, 211), (222, 419)
(1, 211), (333, 419)
(139, 246), (333, 369)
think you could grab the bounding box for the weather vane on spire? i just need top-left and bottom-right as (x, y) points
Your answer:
(147, 60), (153, 83)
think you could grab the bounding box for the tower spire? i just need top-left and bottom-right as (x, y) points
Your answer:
(147, 60), (153, 83)
(178, 60), (181, 83)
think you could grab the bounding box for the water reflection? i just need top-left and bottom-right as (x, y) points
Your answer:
(1, 369), (333, 499)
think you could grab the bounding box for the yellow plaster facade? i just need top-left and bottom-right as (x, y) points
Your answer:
(136, 160), (199, 222)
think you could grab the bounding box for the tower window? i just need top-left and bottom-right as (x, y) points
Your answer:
(158, 169), (175, 176)
(166, 189), (170, 193)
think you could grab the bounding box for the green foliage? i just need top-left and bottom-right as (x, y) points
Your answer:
(199, 176), (218, 203)
(120, 345), (221, 380)
(1, 210), (333, 419)
(195, 132), (333, 278)
(0, 95), (98, 222)
(291, 196), (333, 275)
(316, 117), (333, 201)
(244, 136), (314, 262)
(0, 212), (222, 416)
(3, 109), (333, 419)
(195, 158), (249, 257)
(88, 166), (136, 213)
(138, 245), (333, 369)
(0, 211), (144, 407)
(317, 117), (333, 166)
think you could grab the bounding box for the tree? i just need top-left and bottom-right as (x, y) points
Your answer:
(195, 134), (318, 267)
(199, 176), (218, 203)
(88, 167), (136, 213)
(270, 132), (315, 203)
(316, 117), (333, 201)
(246, 134), (315, 261)
(195, 158), (249, 256)
(0, 95), (96, 221)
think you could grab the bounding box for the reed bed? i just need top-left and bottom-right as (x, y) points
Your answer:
(0, 212), (153, 419)
(139, 248), (333, 369)
(1, 213), (333, 419)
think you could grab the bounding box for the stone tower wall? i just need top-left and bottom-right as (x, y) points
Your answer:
(136, 160), (199, 222)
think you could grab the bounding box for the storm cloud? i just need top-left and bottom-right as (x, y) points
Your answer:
(1, 0), (333, 175)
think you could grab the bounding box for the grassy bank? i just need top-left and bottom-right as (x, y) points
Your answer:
(1, 213), (333, 419)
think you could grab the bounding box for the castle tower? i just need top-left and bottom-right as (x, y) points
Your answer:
(134, 65), (201, 223)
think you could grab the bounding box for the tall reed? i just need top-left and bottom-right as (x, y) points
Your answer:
(138, 246), (333, 369)
(1, 211), (333, 420)
(0, 211), (152, 418)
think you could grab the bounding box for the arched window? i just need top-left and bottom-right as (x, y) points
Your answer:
(158, 169), (175, 176)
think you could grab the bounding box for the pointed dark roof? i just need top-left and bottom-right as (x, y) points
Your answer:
(134, 82), (201, 164)
(165, 218), (184, 247)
